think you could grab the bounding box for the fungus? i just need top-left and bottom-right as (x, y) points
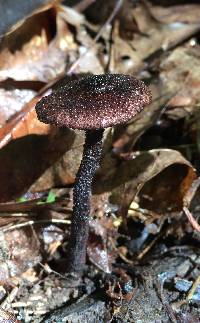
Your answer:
(35, 74), (151, 273)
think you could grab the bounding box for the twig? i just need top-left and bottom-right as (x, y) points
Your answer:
(0, 200), (72, 214)
(183, 177), (200, 208)
(109, 237), (133, 264)
(38, 262), (71, 280)
(158, 277), (178, 323)
(187, 275), (200, 300)
(183, 206), (200, 232)
(1, 287), (19, 310)
(137, 234), (161, 260)
(182, 177), (200, 232)
(3, 219), (71, 232)
(74, 0), (96, 12)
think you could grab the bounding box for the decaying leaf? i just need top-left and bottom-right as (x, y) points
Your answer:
(88, 218), (117, 273)
(0, 96), (50, 149)
(0, 228), (41, 284)
(94, 149), (196, 215)
(0, 0), (57, 36)
(0, 74), (88, 149)
(0, 88), (36, 126)
(30, 130), (84, 193)
(109, 2), (200, 74)
(160, 46), (200, 119)
(0, 0), (199, 321)
(0, 10), (76, 82)
(146, 3), (200, 24)
(0, 128), (78, 201)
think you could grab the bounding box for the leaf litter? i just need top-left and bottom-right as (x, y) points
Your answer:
(0, 0), (200, 322)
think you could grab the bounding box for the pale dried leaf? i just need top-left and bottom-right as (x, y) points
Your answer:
(160, 46), (200, 118)
(147, 3), (200, 24)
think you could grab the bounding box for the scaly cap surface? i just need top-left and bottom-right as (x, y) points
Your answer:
(35, 74), (151, 130)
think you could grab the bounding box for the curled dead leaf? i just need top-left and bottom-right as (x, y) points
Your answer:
(94, 149), (196, 214)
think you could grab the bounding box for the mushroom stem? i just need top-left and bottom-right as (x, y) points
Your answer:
(67, 129), (104, 272)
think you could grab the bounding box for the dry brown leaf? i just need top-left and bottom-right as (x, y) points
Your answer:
(30, 130), (84, 193)
(139, 159), (196, 213)
(0, 10), (76, 82)
(0, 76), (88, 149)
(0, 228), (41, 284)
(147, 3), (200, 24)
(160, 46), (200, 119)
(94, 149), (196, 215)
(0, 128), (78, 201)
(0, 88), (36, 126)
(109, 3), (200, 74)
(0, 95), (50, 149)
(0, 0), (56, 36)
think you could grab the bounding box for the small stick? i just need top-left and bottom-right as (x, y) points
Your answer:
(74, 0), (96, 12)
(187, 275), (200, 300)
(3, 219), (71, 232)
(183, 206), (200, 232)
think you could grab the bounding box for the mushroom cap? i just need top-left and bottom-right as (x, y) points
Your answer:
(35, 74), (151, 130)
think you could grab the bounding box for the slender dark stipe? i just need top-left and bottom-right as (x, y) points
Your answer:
(66, 129), (104, 272)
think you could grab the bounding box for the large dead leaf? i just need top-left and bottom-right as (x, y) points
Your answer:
(0, 9), (76, 82)
(0, 128), (80, 201)
(0, 0), (56, 36)
(94, 149), (196, 214)
(30, 130), (84, 193)
(0, 75), (87, 149)
(108, 2), (200, 74)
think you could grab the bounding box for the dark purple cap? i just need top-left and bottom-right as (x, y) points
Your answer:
(35, 74), (151, 130)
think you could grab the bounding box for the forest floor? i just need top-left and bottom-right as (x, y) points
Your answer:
(0, 0), (200, 322)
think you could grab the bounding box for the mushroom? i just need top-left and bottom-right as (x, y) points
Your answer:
(35, 74), (152, 273)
